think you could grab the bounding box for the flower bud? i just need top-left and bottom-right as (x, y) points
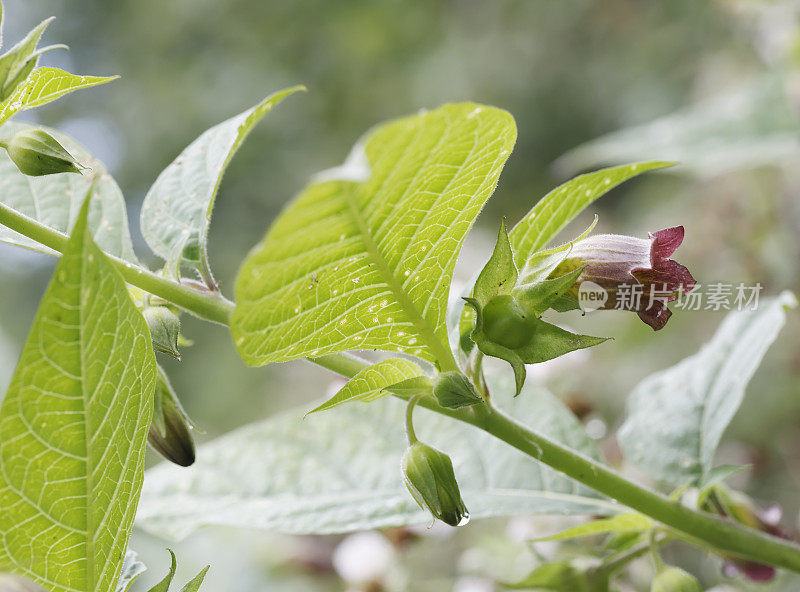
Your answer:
(433, 371), (482, 409)
(401, 442), (468, 527)
(3, 128), (83, 176)
(481, 294), (537, 349)
(552, 226), (695, 330)
(651, 567), (702, 592)
(0, 575), (48, 592)
(149, 366), (196, 466)
(144, 306), (182, 359)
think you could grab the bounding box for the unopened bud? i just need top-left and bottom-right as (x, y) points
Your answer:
(433, 371), (482, 409)
(3, 128), (82, 176)
(401, 442), (468, 527)
(0, 574), (48, 592)
(149, 366), (196, 466)
(144, 306), (182, 359)
(651, 567), (702, 592)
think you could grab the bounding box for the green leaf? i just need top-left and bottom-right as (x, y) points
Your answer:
(136, 369), (614, 539)
(140, 86), (304, 279)
(696, 465), (750, 505)
(0, 67), (117, 126)
(502, 562), (589, 591)
(533, 513), (653, 543)
(508, 162), (673, 265)
(473, 219), (517, 305)
(0, 17), (57, 101)
(178, 567), (209, 592)
(147, 550), (176, 592)
(117, 550), (147, 592)
(307, 357), (425, 414)
(0, 122), (138, 262)
(232, 103), (517, 367)
(556, 76), (800, 177)
(618, 292), (797, 486)
(0, 199), (157, 592)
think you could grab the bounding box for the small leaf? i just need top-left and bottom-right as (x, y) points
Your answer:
(0, 198), (157, 592)
(147, 550), (176, 592)
(502, 562), (589, 591)
(696, 465), (750, 504)
(137, 369), (612, 539)
(117, 549), (147, 592)
(0, 67), (117, 125)
(0, 122), (138, 262)
(474, 219), (517, 305)
(533, 513), (653, 543)
(508, 162), (674, 265)
(307, 357), (425, 414)
(383, 375), (434, 397)
(141, 86), (304, 280)
(179, 567), (209, 592)
(0, 17), (54, 101)
(233, 103), (517, 367)
(618, 292), (797, 486)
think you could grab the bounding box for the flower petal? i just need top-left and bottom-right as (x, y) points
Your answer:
(649, 226), (685, 262)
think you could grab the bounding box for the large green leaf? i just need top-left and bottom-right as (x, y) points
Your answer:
(0, 67), (116, 126)
(556, 76), (800, 177)
(0, 122), (138, 262)
(618, 292), (797, 487)
(0, 201), (157, 591)
(140, 86), (303, 278)
(232, 103), (517, 367)
(508, 161), (673, 265)
(136, 370), (614, 539)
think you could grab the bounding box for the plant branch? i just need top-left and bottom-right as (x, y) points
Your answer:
(0, 201), (233, 325)
(4, 205), (800, 574)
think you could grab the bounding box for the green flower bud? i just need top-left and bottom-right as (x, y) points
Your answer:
(0, 575), (48, 592)
(433, 371), (482, 409)
(482, 294), (537, 349)
(3, 128), (82, 176)
(149, 366), (196, 467)
(651, 567), (703, 592)
(144, 306), (182, 359)
(401, 442), (469, 527)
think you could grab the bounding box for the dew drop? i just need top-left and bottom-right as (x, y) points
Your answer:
(456, 512), (470, 526)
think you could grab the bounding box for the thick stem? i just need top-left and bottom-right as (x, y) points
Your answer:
(4, 205), (800, 574)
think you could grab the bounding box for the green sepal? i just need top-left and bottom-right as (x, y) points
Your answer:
(432, 371), (482, 409)
(144, 306), (182, 359)
(515, 319), (609, 364)
(517, 215), (596, 285)
(513, 265), (584, 317)
(474, 219), (518, 306)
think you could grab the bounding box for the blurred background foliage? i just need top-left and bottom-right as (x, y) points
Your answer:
(1, 0), (800, 590)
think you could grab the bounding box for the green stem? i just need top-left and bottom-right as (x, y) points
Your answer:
(0, 201), (233, 325)
(4, 205), (800, 574)
(405, 395), (422, 444)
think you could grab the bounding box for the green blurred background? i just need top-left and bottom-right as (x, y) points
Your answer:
(1, 1), (799, 590)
